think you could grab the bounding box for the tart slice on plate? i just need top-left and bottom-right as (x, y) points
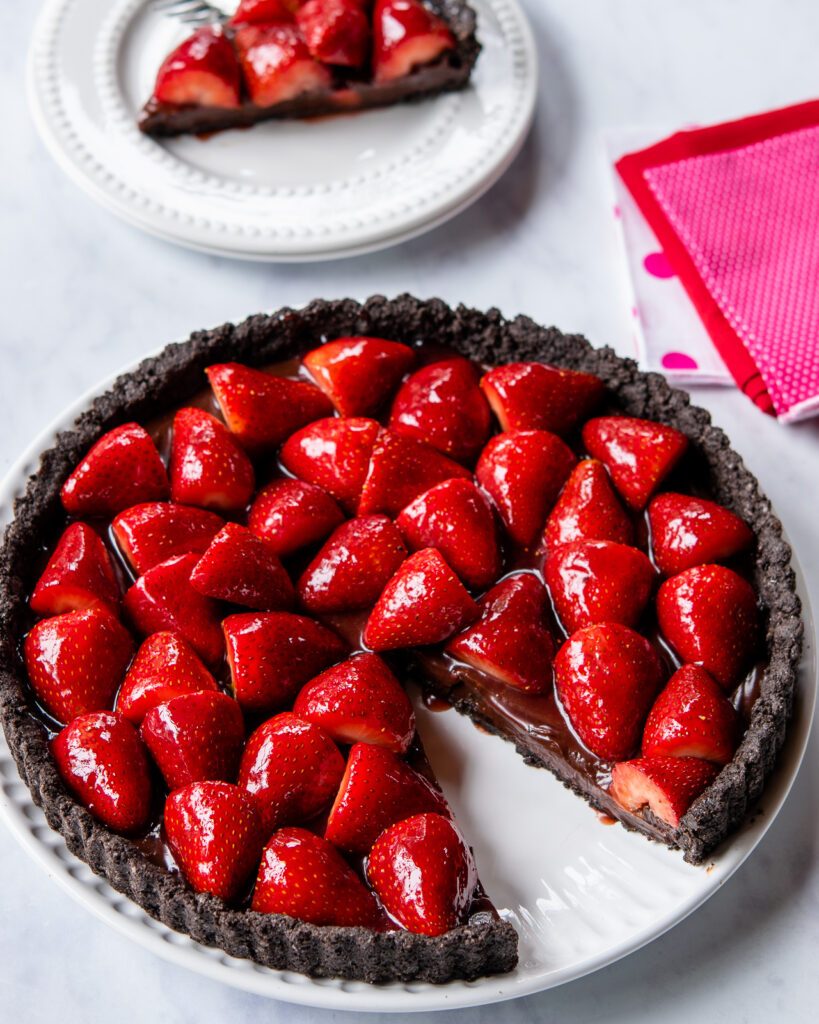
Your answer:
(139, 0), (481, 138)
(0, 297), (801, 984)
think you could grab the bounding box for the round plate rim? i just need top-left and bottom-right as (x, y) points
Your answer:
(0, 341), (814, 1013)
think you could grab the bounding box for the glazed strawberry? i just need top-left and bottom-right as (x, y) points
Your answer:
(141, 691), (245, 790)
(116, 632), (217, 724)
(223, 612), (346, 712)
(206, 363), (332, 454)
(648, 493), (754, 575)
(357, 430), (470, 516)
(190, 523), (296, 611)
(230, 0), (299, 26)
(280, 417), (380, 512)
(656, 565), (758, 689)
(367, 813), (476, 936)
(388, 358), (491, 462)
(123, 553), (224, 666)
(169, 408), (255, 513)
(293, 653), (415, 753)
(541, 459), (633, 552)
(233, 23), (332, 107)
(297, 516), (407, 614)
(112, 502), (224, 575)
(61, 423), (168, 517)
(51, 712), (151, 833)
(642, 665), (740, 765)
(248, 483), (342, 564)
(325, 742), (449, 853)
(153, 25), (242, 109)
(252, 828), (381, 927)
(610, 755), (719, 828)
(446, 573), (555, 694)
(303, 337), (415, 417)
(30, 523), (119, 617)
(164, 781), (265, 901)
(476, 430), (576, 548)
(554, 623), (664, 761)
(363, 548), (478, 651)
(480, 362), (605, 437)
(296, 0), (371, 67)
(582, 416), (688, 510)
(372, 0), (455, 83)
(544, 540), (656, 634)
(396, 478), (500, 591)
(239, 712), (345, 832)
(24, 608), (133, 724)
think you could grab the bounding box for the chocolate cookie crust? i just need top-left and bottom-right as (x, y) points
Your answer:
(0, 296), (802, 980)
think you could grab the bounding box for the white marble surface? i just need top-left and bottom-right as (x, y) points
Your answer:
(2, 0), (819, 1019)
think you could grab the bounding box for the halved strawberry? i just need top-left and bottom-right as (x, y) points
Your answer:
(116, 631), (218, 725)
(303, 336), (415, 417)
(280, 417), (380, 512)
(293, 652), (415, 753)
(24, 608), (133, 724)
(141, 690), (245, 790)
(357, 430), (470, 516)
(233, 23), (332, 108)
(164, 781), (266, 901)
(153, 25), (242, 109)
(61, 423), (168, 517)
(642, 665), (740, 765)
(51, 712), (151, 833)
(396, 478), (500, 592)
(388, 358), (491, 463)
(247, 477), (345, 556)
(476, 430), (576, 548)
(239, 712), (345, 832)
(252, 827), (381, 927)
(544, 539), (656, 634)
(123, 553), (224, 667)
(582, 416), (688, 510)
(363, 548), (478, 651)
(656, 564), (758, 689)
(481, 362), (605, 437)
(296, 0), (371, 66)
(169, 407), (255, 513)
(30, 523), (120, 617)
(648, 493), (754, 575)
(325, 742), (449, 853)
(190, 523), (295, 611)
(230, 0), (299, 26)
(372, 0), (455, 83)
(446, 573), (554, 694)
(297, 515), (407, 614)
(541, 459), (633, 553)
(112, 502), (224, 575)
(367, 813), (476, 936)
(223, 612), (346, 712)
(610, 755), (719, 828)
(206, 363), (332, 454)
(554, 623), (664, 761)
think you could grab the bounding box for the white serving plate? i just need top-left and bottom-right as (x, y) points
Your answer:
(26, 0), (537, 261)
(0, 349), (814, 1013)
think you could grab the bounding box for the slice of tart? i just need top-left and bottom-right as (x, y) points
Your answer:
(0, 296), (801, 983)
(139, 0), (480, 138)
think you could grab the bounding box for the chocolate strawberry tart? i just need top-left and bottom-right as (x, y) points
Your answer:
(139, 1), (480, 138)
(0, 296), (802, 984)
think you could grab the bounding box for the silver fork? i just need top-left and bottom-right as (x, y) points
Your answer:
(150, 0), (229, 27)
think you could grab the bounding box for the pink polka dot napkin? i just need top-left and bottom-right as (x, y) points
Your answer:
(614, 100), (819, 422)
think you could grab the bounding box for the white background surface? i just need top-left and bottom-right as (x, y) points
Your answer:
(2, 1), (819, 1020)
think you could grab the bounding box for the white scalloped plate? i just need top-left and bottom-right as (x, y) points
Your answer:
(0, 343), (815, 1011)
(26, 0), (537, 261)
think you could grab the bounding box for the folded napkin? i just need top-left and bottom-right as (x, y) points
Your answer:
(614, 100), (819, 422)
